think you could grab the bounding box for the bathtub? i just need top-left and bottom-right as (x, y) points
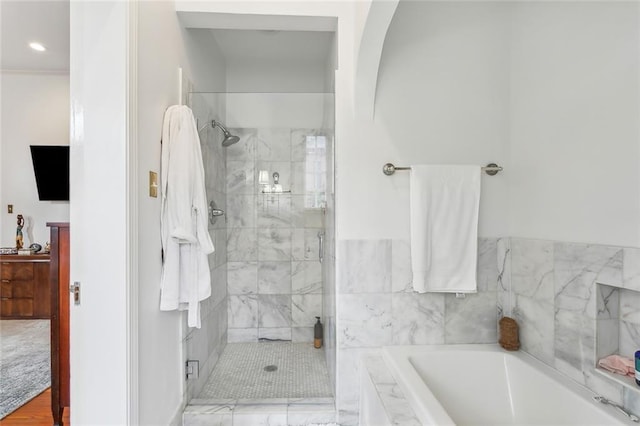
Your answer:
(382, 344), (633, 425)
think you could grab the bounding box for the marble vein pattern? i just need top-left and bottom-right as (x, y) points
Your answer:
(227, 228), (258, 262)
(514, 293), (555, 364)
(227, 195), (256, 228)
(374, 384), (422, 426)
(554, 309), (596, 384)
(497, 237), (511, 317)
(338, 294), (392, 348)
(228, 295), (259, 328)
(338, 240), (391, 294)
(554, 243), (621, 319)
(477, 238), (498, 292)
(444, 291), (497, 344)
(228, 262), (258, 295)
(258, 228), (292, 261)
(225, 126), (327, 344)
(258, 295), (292, 328)
(258, 262), (292, 294)
(292, 261), (322, 294)
(361, 356), (421, 426)
(258, 195), (292, 228)
(511, 239), (554, 302)
(597, 284), (620, 320)
(619, 319), (640, 357)
(391, 239), (413, 293)
(227, 161), (255, 195)
(391, 293), (445, 345)
(337, 348), (379, 404)
(292, 294), (323, 327)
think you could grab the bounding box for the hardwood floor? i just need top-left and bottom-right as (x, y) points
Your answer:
(0, 388), (69, 425)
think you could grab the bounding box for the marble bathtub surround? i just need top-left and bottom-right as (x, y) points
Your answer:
(360, 356), (421, 426)
(507, 238), (640, 416)
(227, 127), (326, 343)
(334, 237), (640, 425)
(335, 237), (501, 424)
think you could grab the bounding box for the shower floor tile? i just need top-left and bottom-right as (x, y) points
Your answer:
(198, 342), (333, 399)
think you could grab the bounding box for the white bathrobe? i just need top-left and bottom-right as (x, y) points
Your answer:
(160, 105), (214, 328)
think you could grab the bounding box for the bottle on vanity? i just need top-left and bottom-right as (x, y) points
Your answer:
(314, 317), (323, 349)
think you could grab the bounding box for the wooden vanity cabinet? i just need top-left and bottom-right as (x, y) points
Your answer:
(0, 254), (51, 319)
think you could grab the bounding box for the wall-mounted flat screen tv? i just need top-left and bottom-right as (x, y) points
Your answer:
(30, 145), (70, 201)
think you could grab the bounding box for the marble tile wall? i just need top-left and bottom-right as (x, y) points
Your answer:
(185, 95), (229, 400)
(335, 237), (505, 425)
(225, 127), (326, 344)
(508, 238), (640, 416)
(335, 236), (640, 424)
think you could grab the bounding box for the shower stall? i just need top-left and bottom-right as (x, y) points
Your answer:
(183, 91), (336, 419)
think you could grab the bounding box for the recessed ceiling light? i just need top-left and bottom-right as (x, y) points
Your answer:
(29, 42), (46, 52)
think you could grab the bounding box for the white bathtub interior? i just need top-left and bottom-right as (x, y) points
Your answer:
(382, 344), (635, 426)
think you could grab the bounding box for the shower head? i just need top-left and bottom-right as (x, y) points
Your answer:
(222, 133), (240, 147)
(212, 120), (240, 147)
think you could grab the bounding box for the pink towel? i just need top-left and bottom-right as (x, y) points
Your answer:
(598, 355), (635, 377)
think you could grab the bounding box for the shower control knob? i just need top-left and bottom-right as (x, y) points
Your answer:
(208, 200), (225, 225)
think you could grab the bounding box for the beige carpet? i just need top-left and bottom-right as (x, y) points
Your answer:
(0, 320), (50, 418)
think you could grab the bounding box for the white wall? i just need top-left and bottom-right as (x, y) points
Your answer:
(225, 93), (328, 128)
(0, 72), (69, 247)
(508, 2), (640, 247)
(226, 59), (327, 93)
(136, 1), (227, 424)
(344, 2), (511, 240)
(136, 2), (185, 424)
(361, 1), (640, 248)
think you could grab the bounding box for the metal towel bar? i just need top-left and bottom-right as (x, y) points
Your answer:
(382, 163), (503, 176)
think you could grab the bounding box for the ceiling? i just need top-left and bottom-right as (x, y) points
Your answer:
(1, 0), (70, 72)
(0, 2), (333, 72)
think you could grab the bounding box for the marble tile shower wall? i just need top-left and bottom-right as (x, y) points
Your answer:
(335, 238), (505, 425)
(507, 238), (640, 415)
(185, 102), (229, 400)
(225, 128), (324, 343)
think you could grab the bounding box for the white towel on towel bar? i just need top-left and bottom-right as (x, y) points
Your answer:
(410, 165), (480, 293)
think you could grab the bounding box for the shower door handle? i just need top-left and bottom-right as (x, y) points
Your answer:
(317, 231), (325, 264)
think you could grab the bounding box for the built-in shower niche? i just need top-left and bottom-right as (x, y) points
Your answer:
(595, 283), (640, 394)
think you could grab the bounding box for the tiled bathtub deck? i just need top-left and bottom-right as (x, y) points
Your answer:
(184, 342), (335, 426)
